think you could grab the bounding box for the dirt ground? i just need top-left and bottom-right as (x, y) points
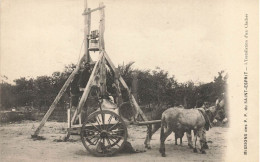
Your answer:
(0, 120), (228, 162)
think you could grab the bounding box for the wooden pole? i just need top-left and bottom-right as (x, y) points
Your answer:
(84, 0), (92, 63)
(33, 1), (108, 137)
(79, 113), (82, 125)
(99, 55), (107, 97)
(99, 2), (105, 51)
(114, 68), (122, 105)
(67, 109), (71, 128)
(32, 56), (85, 137)
(103, 52), (148, 121)
(99, 3), (106, 96)
(71, 2), (107, 125)
(71, 53), (103, 124)
(64, 99), (71, 141)
(136, 120), (161, 125)
(132, 71), (138, 101)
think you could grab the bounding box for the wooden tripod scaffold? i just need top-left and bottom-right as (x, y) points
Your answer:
(32, 1), (151, 139)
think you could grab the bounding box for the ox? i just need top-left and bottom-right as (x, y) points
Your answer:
(159, 99), (224, 157)
(144, 105), (185, 149)
(144, 96), (226, 150)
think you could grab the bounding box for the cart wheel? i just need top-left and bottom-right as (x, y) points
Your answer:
(81, 110), (127, 157)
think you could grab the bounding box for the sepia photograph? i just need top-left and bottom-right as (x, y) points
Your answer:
(0, 0), (259, 161)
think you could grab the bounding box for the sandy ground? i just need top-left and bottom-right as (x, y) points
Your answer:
(0, 120), (228, 162)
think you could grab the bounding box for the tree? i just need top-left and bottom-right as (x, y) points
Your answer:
(0, 62), (228, 114)
(33, 76), (53, 108)
(0, 82), (16, 109)
(195, 70), (228, 107)
(13, 77), (36, 107)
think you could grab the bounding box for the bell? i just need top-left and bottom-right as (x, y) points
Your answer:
(88, 39), (99, 51)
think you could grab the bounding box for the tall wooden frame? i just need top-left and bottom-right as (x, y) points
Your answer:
(32, 2), (147, 138)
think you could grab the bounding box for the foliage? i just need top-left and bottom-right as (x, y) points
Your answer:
(0, 63), (227, 111)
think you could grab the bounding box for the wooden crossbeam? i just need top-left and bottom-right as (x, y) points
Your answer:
(82, 5), (105, 15)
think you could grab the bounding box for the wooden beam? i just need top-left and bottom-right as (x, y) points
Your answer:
(103, 52), (148, 121)
(63, 108), (71, 141)
(71, 3), (105, 125)
(99, 2), (105, 51)
(130, 93), (148, 121)
(79, 114), (82, 125)
(84, 7), (92, 62)
(100, 55), (107, 96)
(32, 56), (86, 137)
(71, 109), (78, 126)
(71, 52), (103, 124)
(67, 109), (71, 128)
(98, 3), (106, 96)
(132, 71), (138, 101)
(136, 120), (161, 125)
(114, 68), (122, 105)
(82, 5), (106, 15)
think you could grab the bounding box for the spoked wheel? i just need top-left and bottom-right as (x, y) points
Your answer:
(80, 110), (127, 157)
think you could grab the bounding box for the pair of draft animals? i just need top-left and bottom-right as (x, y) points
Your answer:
(142, 98), (226, 157)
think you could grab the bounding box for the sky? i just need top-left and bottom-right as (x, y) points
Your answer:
(1, 0), (231, 84)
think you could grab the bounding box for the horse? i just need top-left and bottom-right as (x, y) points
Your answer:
(159, 100), (224, 157)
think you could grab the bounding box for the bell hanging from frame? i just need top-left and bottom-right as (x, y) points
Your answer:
(88, 39), (99, 52)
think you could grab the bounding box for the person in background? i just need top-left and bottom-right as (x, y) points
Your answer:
(69, 61), (94, 120)
(78, 62), (95, 91)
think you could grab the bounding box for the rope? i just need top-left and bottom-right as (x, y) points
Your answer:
(76, 38), (86, 66)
